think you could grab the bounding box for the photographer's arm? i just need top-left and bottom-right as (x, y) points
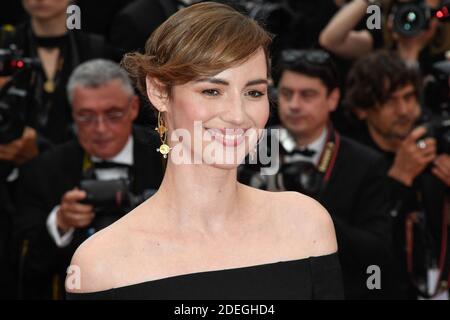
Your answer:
(319, 0), (374, 59)
(56, 189), (95, 231)
(0, 76), (11, 88)
(0, 127), (38, 166)
(431, 154), (450, 187)
(387, 127), (437, 187)
(46, 205), (75, 248)
(46, 188), (95, 246)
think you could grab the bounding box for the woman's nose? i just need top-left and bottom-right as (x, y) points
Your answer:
(221, 94), (246, 125)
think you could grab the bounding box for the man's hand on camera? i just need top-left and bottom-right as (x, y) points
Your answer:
(0, 127), (39, 165)
(388, 126), (437, 187)
(432, 154), (450, 187)
(0, 76), (11, 88)
(57, 188), (95, 233)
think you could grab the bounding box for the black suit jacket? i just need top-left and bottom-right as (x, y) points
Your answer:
(319, 136), (395, 299)
(239, 132), (395, 299)
(13, 126), (164, 299)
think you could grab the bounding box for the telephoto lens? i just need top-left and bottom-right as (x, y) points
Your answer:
(392, 1), (430, 37)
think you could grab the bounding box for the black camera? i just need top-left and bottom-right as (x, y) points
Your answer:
(0, 45), (40, 144)
(0, 80), (28, 144)
(422, 60), (450, 153)
(0, 45), (40, 77)
(392, 0), (450, 37)
(276, 161), (323, 198)
(424, 60), (450, 113)
(80, 178), (156, 214)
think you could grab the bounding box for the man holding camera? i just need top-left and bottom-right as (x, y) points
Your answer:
(13, 59), (164, 299)
(0, 0), (122, 298)
(239, 49), (395, 299)
(319, 0), (448, 67)
(346, 50), (450, 299)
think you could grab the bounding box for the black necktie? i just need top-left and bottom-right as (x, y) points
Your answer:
(288, 148), (316, 157)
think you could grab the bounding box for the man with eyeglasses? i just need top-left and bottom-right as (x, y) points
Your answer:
(239, 49), (395, 299)
(13, 59), (164, 299)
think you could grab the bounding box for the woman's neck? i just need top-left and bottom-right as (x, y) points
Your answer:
(154, 160), (243, 234)
(31, 14), (67, 37)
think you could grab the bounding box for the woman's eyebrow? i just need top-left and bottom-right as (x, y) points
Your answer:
(246, 79), (268, 86)
(195, 78), (268, 87)
(195, 77), (229, 85)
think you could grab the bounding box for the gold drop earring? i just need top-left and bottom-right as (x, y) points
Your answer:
(155, 111), (171, 158)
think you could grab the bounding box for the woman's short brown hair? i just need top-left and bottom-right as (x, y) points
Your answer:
(121, 1), (272, 100)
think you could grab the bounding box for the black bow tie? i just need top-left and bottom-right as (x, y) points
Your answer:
(288, 148), (317, 157)
(94, 161), (131, 169)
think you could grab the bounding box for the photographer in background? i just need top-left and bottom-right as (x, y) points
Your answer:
(0, 0), (119, 146)
(239, 49), (395, 299)
(346, 50), (450, 299)
(319, 0), (450, 71)
(13, 60), (164, 299)
(0, 0), (119, 298)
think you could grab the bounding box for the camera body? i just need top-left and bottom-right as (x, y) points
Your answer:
(422, 60), (450, 153)
(79, 178), (156, 214)
(0, 45), (40, 144)
(424, 60), (450, 113)
(392, 0), (450, 37)
(0, 80), (28, 144)
(392, 0), (432, 37)
(277, 161), (323, 198)
(0, 45), (40, 77)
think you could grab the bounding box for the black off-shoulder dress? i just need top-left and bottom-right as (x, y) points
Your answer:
(66, 253), (344, 300)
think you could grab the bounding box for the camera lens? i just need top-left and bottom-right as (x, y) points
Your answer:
(394, 3), (427, 37)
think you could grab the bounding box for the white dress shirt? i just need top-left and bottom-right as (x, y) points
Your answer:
(279, 127), (328, 165)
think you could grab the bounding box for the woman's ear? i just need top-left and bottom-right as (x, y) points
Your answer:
(146, 76), (168, 113)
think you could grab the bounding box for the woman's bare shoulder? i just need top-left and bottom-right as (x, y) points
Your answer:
(250, 188), (338, 257)
(280, 191), (337, 256)
(66, 215), (135, 294)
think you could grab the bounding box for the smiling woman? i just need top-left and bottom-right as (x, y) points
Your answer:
(66, 1), (344, 300)
(121, 1), (273, 167)
(121, 2), (272, 99)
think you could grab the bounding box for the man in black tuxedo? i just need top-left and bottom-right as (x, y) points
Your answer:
(239, 49), (395, 299)
(14, 59), (164, 299)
